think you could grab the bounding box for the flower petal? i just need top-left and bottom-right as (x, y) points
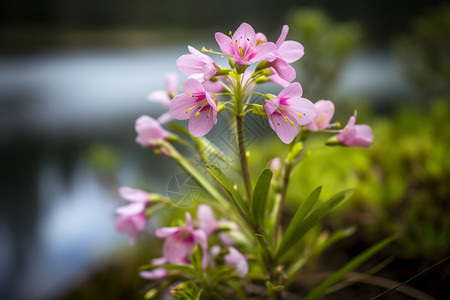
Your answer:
(278, 82), (303, 99)
(276, 25), (289, 48)
(250, 42), (276, 63)
(165, 73), (178, 95)
(233, 22), (256, 47)
(270, 112), (301, 144)
(277, 41), (304, 63)
(188, 106), (216, 137)
(183, 78), (205, 95)
(147, 90), (170, 105)
(155, 227), (180, 238)
(119, 186), (150, 202)
(169, 93), (199, 120)
(115, 202), (146, 215)
(272, 58), (296, 82)
(284, 97), (316, 125)
(157, 111), (173, 124)
(215, 32), (233, 56)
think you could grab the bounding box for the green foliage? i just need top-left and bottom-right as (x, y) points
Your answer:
(287, 8), (363, 99)
(251, 168), (273, 227)
(305, 236), (395, 299)
(277, 188), (353, 259)
(394, 4), (450, 99)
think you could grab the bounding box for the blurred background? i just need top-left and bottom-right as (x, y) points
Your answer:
(1, 0), (449, 299)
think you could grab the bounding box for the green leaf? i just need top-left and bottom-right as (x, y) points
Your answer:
(276, 188), (354, 259)
(266, 281), (284, 299)
(251, 168), (273, 227)
(144, 288), (159, 299)
(276, 186), (322, 259)
(206, 164), (248, 215)
(209, 267), (236, 286)
(191, 243), (204, 272)
(305, 236), (395, 299)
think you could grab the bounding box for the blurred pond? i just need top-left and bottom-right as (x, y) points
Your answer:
(0, 45), (412, 300)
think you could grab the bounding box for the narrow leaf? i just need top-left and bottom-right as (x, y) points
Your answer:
(276, 186), (322, 258)
(206, 164), (248, 215)
(276, 188), (354, 259)
(305, 236), (395, 300)
(251, 168), (273, 227)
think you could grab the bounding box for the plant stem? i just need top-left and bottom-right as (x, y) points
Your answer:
(236, 115), (252, 200)
(234, 73), (253, 201)
(273, 159), (293, 248)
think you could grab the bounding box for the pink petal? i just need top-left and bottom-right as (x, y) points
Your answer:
(184, 212), (193, 230)
(203, 79), (224, 94)
(349, 125), (373, 147)
(135, 115), (168, 147)
(255, 32), (267, 44)
(157, 111), (173, 124)
(163, 234), (194, 264)
(183, 78), (205, 95)
(310, 100), (335, 130)
(119, 186), (150, 202)
(272, 58), (296, 82)
(116, 213), (147, 245)
(215, 32), (233, 56)
(147, 90), (170, 105)
(115, 202), (146, 215)
(188, 106), (216, 137)
(264, 97), (281, 116)
(224, 247), (248, 277)
(140, 269), (168, 280)
(233, 22), (256, 46)
(155, 227), (180, 238)
(197, 204), (219, 236)
(276, 25), (289, 48)
(176, 54), (205, 76)
(277, 41), (304, 63)
(165, 73), (178, 95)
(278, 82), (303, 99)
(250, 42), (276, 63)
(169, 93), (199, 120)
(284, 97), (316, 125)
(270, 112), (301, 144)
(269, 72), (291, 88)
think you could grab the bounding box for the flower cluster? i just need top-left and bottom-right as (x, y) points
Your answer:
(114, 21), (377, 299)
(135, 22), (373, 146)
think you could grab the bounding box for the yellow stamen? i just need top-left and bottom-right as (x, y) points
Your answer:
(298, 114), (303, 118)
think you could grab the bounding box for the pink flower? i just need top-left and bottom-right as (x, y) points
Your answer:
(202, 77), (224, 94)
(135, 115), (169, 148)
(147, 73), (178, 106)
(215, 22), (276, 66)
(176, 46), (218, 82)
(197, 204), (219, 236)
(169, 78), (218, 137)
(338, 111), (374, 147)
(155, 212), (208, 267)
(140, 257), (169, 280)
(267, 25), (304, 82)
(115, 187), (151, 245)
(224, 247), (248, 277)
(147, 73), (178, 124)
(268, 67), (291, 88)
(306, 100), (335, 131)
(264, 82), (316, 144)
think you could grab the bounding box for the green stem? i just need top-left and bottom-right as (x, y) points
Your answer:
(234, 73), (253, 201)
(162, 141), (230, 210)
(273, 159), (293, 250)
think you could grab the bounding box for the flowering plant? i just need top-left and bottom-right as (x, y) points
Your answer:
(116, 22), (391, 299)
